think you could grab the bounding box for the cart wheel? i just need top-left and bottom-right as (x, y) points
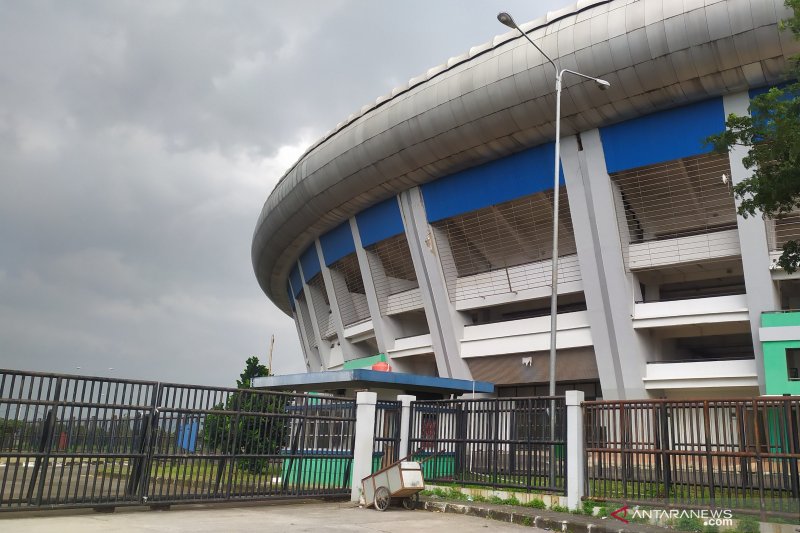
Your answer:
(374, 486), (391, 511)
(402, 493), (419, 510)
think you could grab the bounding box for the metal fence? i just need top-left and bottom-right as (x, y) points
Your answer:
(0, 369), (356, 511)
(584, 397), (800, 518)
(408, 397), (566, 493)
(373, 401), (400, 473)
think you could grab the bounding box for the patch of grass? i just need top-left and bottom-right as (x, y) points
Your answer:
(521, 516), (534, 526)
(504, 496), (521, 506)
(550, 504), (569, 513)
(736, 517), (760, 533)
(581, 500), (596, 516)
(676, 516), (705, 532)
(524, 498), (546, 509)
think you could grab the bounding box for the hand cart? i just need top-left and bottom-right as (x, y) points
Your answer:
(361, 450), (441, 511)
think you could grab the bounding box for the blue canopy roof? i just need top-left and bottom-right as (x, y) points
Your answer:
(252, 369), (493, 395)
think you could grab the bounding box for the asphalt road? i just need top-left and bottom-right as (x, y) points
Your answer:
(0, 500), (546, 532)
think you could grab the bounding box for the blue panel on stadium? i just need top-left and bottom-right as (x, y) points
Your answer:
(289, 265), (302, 297)
(356, 197), (405, 247)
(286, 283), (296, 310)
(600, 98), (724, 173)
(320, 221), (356, 266)
(300, 245), (321, 281)
(421, 143), (557, 223)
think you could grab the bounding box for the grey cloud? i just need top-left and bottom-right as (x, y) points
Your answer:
(0, 0), (565, 386)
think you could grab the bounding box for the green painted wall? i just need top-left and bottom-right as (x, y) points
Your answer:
(762, 312), (800, 327)
(343, 353), (386, 370)
(761, 311), (800, 395)
(762, 340), (800, 395)
(281, 456), (352, 488)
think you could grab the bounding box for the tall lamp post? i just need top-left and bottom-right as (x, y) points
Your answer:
(497, 12), (610, 485)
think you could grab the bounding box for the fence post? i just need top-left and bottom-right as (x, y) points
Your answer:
(351, 391), (378, 503)
(397, 395), (416, 459)
(566, 390), (585, 511)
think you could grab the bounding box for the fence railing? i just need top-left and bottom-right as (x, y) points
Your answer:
(408, 397), (566, 493)
(0, 369), (356, 511)
(584, 397), (800, 518)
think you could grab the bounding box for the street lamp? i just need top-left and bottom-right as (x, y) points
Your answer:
(497, 11), (610, 399)
(498, 12), (610, 487)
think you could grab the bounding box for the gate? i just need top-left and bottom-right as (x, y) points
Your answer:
(408, 397), (566, 493)
(0, 369), (356, 511)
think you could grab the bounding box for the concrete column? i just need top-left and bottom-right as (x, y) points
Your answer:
(560, 131), (650, 399)
(297, 260), (330, 371)
(350, 216), (402, 356)
(397, 394), (416, 459)
(565, 390), (585, 510)
(723, 91), (780, 394)
(398, 187), (472, 380)
(351, 391), (378, 502)
(315, 239), (371, 364)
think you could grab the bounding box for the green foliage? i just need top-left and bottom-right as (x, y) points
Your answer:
(445, 486), (466, 500)
(489, 495), (505, 505)
(706, 1), (800, 273)
(524, 498), (547, 509)
(203, 357), (281, 474)
(704, 523), (720, 533)
(581, 500), (596, 516)
(736, 516), (761, 533)
(504, 496), (521, 506)
(550, 504), (569, 513)
(521, 516), (534, 527)
(676, 515), (705, 532)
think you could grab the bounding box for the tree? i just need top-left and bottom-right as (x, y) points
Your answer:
(706, 0), (800, 273)
(204, 356), (288, 474)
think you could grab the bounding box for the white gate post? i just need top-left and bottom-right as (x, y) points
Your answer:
(566, 390), (585, 510)
(351, 391), (378, 502)
(397, 395), (416, 459)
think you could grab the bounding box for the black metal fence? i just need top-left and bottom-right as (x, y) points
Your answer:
(408, 397), (566, 493)
(0, 369), (356, 511)
(373, 401), (400, 473)
(584, 397), (800, 518)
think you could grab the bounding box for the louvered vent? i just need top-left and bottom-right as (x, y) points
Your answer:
(767, 209), (800, 255)
(296, 293), (317, 348)
(431, 191), (579, 303)
(328, 252), (370, 327)
(365, 233), (422, 316)
(307, 274), (334, 340)
(610, 152), (739, 270)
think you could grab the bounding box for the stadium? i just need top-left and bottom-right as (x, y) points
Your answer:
(252, 0), (800, 400)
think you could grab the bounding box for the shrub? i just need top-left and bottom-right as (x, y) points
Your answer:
(550, 504), (569, 513)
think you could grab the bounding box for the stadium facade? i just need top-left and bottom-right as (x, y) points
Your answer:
(253, 0), (800, 400)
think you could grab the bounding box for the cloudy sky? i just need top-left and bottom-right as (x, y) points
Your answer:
(0, 0), (566, 387)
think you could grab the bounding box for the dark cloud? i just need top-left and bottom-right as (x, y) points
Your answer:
(0, 0), (564, 386)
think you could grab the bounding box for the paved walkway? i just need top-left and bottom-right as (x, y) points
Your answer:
(0, 501), (544, 532)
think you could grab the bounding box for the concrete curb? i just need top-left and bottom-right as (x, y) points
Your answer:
(419, 499), (673, 533)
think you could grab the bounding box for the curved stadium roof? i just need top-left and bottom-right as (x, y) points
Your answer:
(253, 0), (799, 315)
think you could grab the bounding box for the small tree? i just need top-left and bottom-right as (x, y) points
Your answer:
(706, 0), (800, 272)
(204, 356), (287, 474)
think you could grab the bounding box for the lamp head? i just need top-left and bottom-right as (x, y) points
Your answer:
(595, 78), (611, 90)
(497, 12), (518, 30)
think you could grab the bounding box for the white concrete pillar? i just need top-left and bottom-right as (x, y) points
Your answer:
(351, 391), (378, 502)
(565, 390), (585, 510)
(397, 395), (416, 459)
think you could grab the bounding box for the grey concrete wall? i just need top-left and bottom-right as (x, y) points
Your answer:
(723, 91), (781, 394)
(398, 187), (472, 380)
(560, 131), (649, 399)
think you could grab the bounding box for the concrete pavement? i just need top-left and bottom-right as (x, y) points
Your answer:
(0, 500), (545, 532)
